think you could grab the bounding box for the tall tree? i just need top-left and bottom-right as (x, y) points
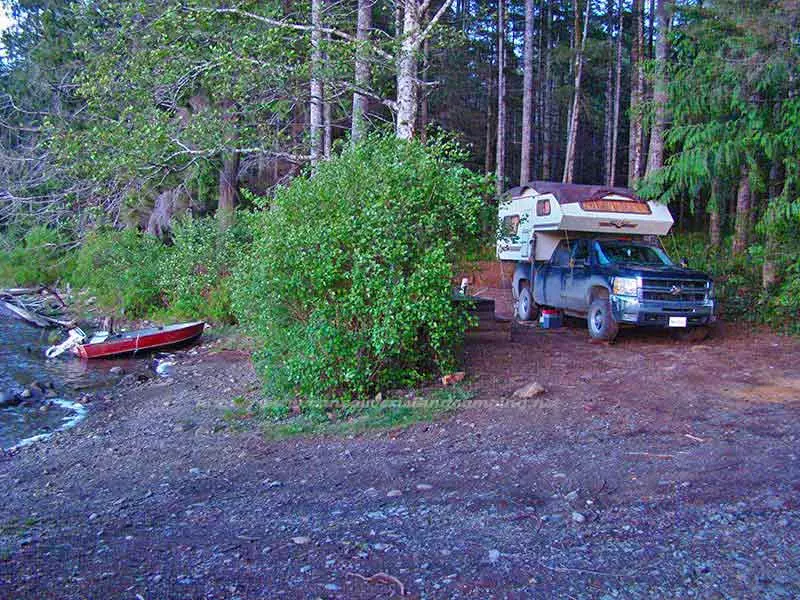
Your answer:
(607, 0), (624, 186)
(519, 0), (535, 184)
(602, 0), (614, 185)
(351, 0), (372, 143)
(628, 0), (645, 186)
(395, 0), (457, 139)
(310, 0), (324, 166)
(540, 0), (553, 180)
(495, 0), (507, 194)
(563, 0), (591, 183)
(645, 0), (670, 175)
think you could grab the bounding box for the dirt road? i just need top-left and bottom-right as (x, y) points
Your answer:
(2, 322), (799, 599)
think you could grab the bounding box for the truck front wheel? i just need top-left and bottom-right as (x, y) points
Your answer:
(587, 298), (619, 341)
(517, 287), (537, 321)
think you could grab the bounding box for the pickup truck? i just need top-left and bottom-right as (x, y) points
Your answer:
(513, 237), (715, 341)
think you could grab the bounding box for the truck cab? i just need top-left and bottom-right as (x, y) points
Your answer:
(521, 236), (715, 341)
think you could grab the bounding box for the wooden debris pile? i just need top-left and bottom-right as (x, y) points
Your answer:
(0, 287), (74, 328)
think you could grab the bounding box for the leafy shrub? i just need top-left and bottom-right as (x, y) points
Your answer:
(233, 135), (492, 413)
(667, 231), (800, 331)
(158, 214), (254, 323)
(69, 228), (167, 317)
(667, 232), (763, 321)
(0, 225), (71, 286)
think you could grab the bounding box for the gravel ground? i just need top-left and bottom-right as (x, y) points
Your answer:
(1, 322), (799, 599)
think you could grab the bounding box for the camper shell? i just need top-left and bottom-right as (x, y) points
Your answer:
(497, 181), (674, 263)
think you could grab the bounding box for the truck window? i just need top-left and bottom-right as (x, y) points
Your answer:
(595, 240), (673, 265)
(551, 241), (571, 266)
(571, 239), (589, 263)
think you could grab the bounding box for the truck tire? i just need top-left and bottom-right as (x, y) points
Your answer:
(587, 298), (619, 341)
(517, 287), (537, 321)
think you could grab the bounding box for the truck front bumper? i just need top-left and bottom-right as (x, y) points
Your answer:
(610, 295), (716, 327)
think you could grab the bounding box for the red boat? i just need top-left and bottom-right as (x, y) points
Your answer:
(71, 321), (205, 359)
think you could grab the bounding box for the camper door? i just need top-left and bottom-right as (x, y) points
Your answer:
(518, 209), (532, 258)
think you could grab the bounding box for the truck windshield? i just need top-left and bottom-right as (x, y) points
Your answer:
(595, 241), (673, 266)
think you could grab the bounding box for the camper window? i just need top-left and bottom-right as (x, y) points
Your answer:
(536, 199), (551, 216)
(581, 199), (651, 214)
(501, 214), (521, 236)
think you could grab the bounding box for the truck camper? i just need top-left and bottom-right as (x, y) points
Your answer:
(497, 182), (715, 341)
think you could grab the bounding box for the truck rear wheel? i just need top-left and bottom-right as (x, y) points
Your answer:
(587, 298), (619, 341)
(517, 287), (538, 321)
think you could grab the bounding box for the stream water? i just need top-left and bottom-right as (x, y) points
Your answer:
(0, 317), (141, 450)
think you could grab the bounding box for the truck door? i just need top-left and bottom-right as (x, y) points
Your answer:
(542, 240), (571, 306)
(564, 239), (591, 311)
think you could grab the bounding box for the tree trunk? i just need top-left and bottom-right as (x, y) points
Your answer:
(709, 178), (721, 251)
(323, 88), (332, 159)
(732, 166), (751, 256)
(541, 0), (553, 180)
(602, 0), (614, 185)
(484, 66), (495, 175)
(351, 0), (372, 144)
(608, 0), (623, 186)
(520, 0), (535, 184)
(763, 162), (782, 289)
(396, 32), (418, 138)
(646, 0), (669, 175)
(310, 0), (324, 164)
(563, 0), (591, 183)
(628, 0), (645, 186)
(495, 0), (507, 195)
(420, 8), (431, 144)
(218, 151), (239, 230)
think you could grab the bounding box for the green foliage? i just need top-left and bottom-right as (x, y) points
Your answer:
(68, 228), (167, 318)
(233, 135), (492, 413)
(226, 386), (473, 439)
(0, 225), (71, 286)
(668, 232), (800, 333)
(158, 214), (254, 324)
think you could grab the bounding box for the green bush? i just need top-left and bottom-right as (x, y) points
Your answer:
(232, 135), (492, 413)
(158, 214), (254, 323)
(0, 225), (71, 286)
(69, 228), (167, 318)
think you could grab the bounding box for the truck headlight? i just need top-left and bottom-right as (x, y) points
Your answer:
(612, 276), (639, 297)
(707, 281), (715, 299)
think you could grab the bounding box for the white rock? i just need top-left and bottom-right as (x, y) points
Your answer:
(571, 511), (586, 524)
(292, 536), (311, 545)
(513, 382), (545, 399)
(488, 549), (501, 563)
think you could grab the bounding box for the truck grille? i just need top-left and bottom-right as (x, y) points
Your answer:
(640, 278), (708, 303)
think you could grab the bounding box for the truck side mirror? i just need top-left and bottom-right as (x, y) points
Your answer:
(680, 257), (689, 268)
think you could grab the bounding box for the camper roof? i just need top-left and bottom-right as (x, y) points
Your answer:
(506, 181), (645, 206)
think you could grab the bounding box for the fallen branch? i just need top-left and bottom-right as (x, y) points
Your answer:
(625, 451), (675, 459)
(347, 571), (406, 596)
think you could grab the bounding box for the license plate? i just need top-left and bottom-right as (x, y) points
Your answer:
(668, 316), (687, 328)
